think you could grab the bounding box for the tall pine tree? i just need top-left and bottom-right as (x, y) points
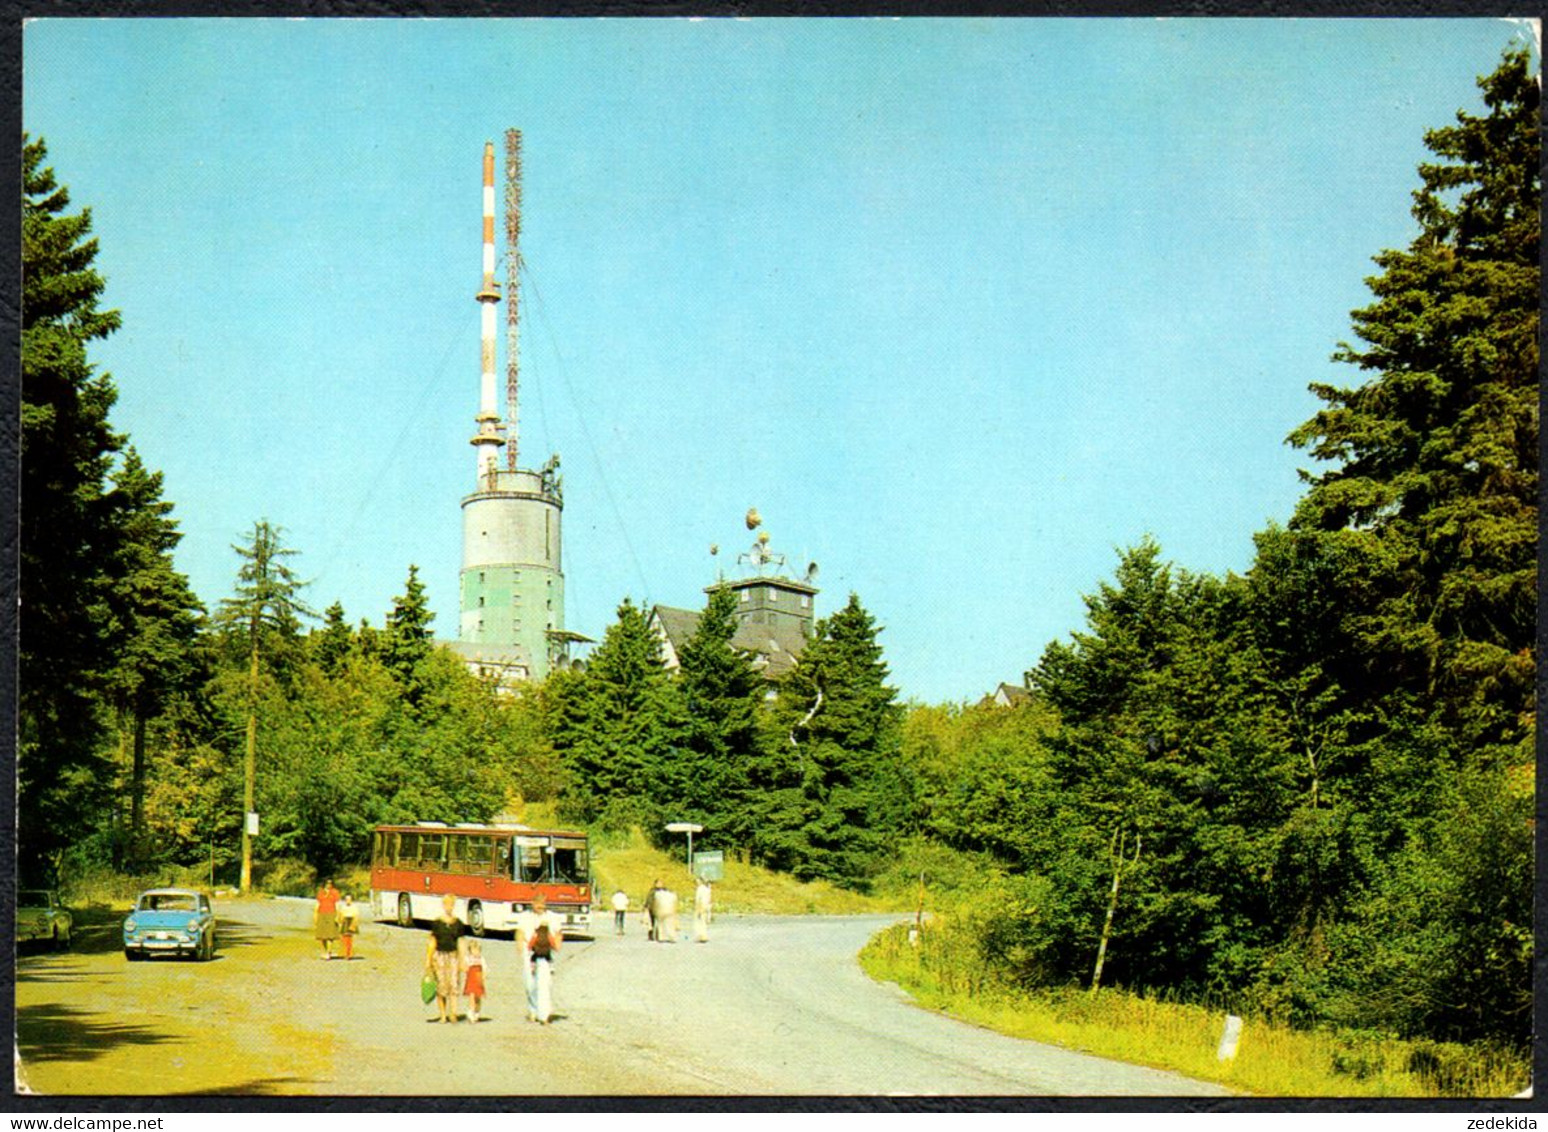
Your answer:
(753, 593), (909, 890)
(100, 447), (205, 861)
(1286, 47), (1538, 756)
(671, 585), (765, 847)
(20, 136), (126, 877)
(217, 521), (314, 891)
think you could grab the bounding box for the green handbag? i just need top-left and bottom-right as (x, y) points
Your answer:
(421, 973), (437, 1004)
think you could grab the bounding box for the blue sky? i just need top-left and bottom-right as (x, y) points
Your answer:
(23, 17), (1537, 703)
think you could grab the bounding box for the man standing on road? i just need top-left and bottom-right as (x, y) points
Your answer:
(611, 888), (629, 936)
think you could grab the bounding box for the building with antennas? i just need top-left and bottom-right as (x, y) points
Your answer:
(650, 512), (819, 681)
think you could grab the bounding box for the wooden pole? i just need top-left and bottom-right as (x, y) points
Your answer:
(240, 642), (257, 894)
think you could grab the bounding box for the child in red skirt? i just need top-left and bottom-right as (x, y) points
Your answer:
(463, 938), (486, 1023)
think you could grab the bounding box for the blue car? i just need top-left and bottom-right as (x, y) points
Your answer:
(123, 888), (217, 961)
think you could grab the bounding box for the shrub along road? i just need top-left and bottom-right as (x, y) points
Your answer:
(15, 895), (1228, 1097)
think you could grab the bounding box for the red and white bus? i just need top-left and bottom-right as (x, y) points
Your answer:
(369, 822), (592, 937)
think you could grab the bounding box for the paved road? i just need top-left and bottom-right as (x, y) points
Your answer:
(15, 897), (1229, 1097)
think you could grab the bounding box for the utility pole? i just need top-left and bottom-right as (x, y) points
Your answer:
(240, 627), (258, 893)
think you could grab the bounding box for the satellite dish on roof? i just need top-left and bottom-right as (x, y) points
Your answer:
(745, 508), (762, 531)
(757, 530), (770, 545)
(806, 562), (820, 584)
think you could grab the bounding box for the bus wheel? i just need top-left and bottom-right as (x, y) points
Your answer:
(397, 894), (413, 928)
(468, 901), (485, 937)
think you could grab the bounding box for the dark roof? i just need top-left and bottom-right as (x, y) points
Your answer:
(650, 606), (702, 652)
(649, 604), (807, 680)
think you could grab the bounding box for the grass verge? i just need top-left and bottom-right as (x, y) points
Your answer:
(859, 922), (1528, 1098)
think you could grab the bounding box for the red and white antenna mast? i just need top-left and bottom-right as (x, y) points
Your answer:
(471, 141), (505, 484)
(504, 128), (523, 472)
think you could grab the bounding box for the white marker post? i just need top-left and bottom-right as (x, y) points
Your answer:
(1217, 1014), (1243, 1061)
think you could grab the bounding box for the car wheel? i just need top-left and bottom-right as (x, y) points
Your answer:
(468, 901), (485, 937)
(124, 948), (140, 962)
(397, 894), (413, 928)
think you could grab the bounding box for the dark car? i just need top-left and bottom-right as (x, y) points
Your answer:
(123, 888), (217, 961)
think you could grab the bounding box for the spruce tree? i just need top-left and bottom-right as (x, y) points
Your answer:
(555, 598), (687, 828)
(384, 565), (433, 704)
(672, 585), (764, 846)
(313, 601), (353, 674)
(217, 520), (314, 891)
(1287, 48), (1538, 754)
(754, 593), (908, 889)
(20, 136), (126, 876)
(100, 447), (205, 859)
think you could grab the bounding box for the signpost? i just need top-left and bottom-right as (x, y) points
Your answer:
(664, 822), (704, 870)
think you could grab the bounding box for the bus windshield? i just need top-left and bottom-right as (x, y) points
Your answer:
(512, 836), (589, 883)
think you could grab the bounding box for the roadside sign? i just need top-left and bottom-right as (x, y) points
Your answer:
(693, 850), (724, 881)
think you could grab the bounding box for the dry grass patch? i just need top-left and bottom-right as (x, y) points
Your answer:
(860, 922), (1528, 1098)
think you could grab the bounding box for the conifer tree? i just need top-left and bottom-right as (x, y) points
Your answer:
(1287, 47), (1538, 753)
(555, 599), (687, 827)
(385, 565), (433, 704)
(19, 136), (127, 876)
(753, 593), (909, 889)
(313, 601), (353, 674)
(218, 520), (314, 891)
(100, 447), (205, 858)
(672, 585), (765, 845)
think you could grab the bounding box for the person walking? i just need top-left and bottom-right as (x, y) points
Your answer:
(337, 892), (361, 959)
(314, 879), (341, 960)
(693, 877), (713, 943)
(654, 885), (680, 943)
(462, 938), (487, 1023)
(424, 893), (465, 1024)
(517, 895), (564, 1023)
(642, 879), (665, 941)
(527, 902), (562, 1024)
(611, 888), (629, 936)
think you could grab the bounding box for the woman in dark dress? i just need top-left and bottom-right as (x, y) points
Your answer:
(424, 893), (465, 1023)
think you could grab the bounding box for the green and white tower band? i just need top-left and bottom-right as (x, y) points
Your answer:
(459, 139), (570, 682)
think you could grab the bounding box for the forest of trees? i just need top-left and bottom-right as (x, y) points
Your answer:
(17, 50), (1535, 1053)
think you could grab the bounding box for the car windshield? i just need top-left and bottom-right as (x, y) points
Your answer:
(140, 894), (197, 913)
(18, 891), (49, 907)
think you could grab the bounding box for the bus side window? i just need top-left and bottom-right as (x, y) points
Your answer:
(420, 833), (444, 870)
(498, 840), (512, 879)
(448, 835), (466, 873)
(399, 832), (419, 868)
(388, 832), (399, 867)
(466, 836), (493, 874)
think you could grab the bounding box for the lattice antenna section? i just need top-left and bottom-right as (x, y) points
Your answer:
(504, 128), (523, 471)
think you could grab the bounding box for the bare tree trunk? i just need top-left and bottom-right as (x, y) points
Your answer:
(1090, 829), (1142, 994)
